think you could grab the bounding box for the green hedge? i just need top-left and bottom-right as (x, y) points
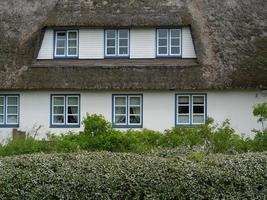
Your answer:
(0, 151), (266, 199)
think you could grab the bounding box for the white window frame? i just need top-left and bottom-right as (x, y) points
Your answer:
(170, 29), (182, 56)
(66, 95), (80, 126)
(0, 96), (5, 125)
(113, 94), (142, 127)
(105, 29), (129, 57)
(176, 95), (191, 125)
(54, 30), (78, 58)
(52, 96), (65, 125)
(0, 95), (19, 127)
(51, 95), (80, 127)
(157, 28), (181, 57)
(118, 30), (129, 57)
(127, 95), (142, 126)
(176, 94), (206, 126)
(113, 95), (127, 126)
(157, 29), (169, 56)
(191, 95), (206, 125)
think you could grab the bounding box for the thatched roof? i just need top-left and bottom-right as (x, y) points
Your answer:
(0, 0), (266, 90)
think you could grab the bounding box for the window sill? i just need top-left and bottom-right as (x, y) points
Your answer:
(0, 124), (19, 128)
(112, 125), (143, 128)
(50, 125), (80, 128)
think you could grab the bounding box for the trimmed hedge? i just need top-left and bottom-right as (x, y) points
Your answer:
(0, 151), (266, 199)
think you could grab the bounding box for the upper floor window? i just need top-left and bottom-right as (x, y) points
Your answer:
(51, 94), (80, 127)
(105, 29), (129, 57)
(54, 30), (78, 58)
(176, 94), (206, 126)
(157, 28), (181, 57)
(112, 94), (142, 128)
(0, 95), (19, 127)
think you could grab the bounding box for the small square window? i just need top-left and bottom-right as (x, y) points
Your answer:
(113, 95), (142, 128)
(105, 29), (129, 57)
(55, 30), (78, 58)
(157, 28), (181, 57)
(51, 95), (80, 127)
(176, 94), (206, 126)
(0, 95), (19, 127)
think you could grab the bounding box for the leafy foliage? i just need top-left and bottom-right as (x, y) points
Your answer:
(0, 151), (266, 199)
(1, 114), (267, 156)
(253, 102), (267, 130)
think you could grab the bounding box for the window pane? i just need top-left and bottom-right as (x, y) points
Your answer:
(178, 106), (189, 114)
(0, 115), (3, 124)
(7, 97), (18, 105)
(193, 96), (204, 104)
(53, 106), (64, 114)
(115, 97), (126, 105)
(158, 47), (167, 54)
(0, 97), (4, 105)
(115, 116), (126, 124)
(68, 115), (78, 124)
(129, 97), (140, 105)
(0, 106), (3, 114)
(68, 97), (78, 105)
(53, 115), (64, 124)
(193, 106), (204, 114)
(119, 47), (128, 55)
(171, 47), (180, 54)
(68, 40), (77, 47)
(68, 106), (78, 115)
(178, 96), (189, 104)
(119, 39), (128, 46)
(193, 115), (204, 124)
(107, 30), (116, 38)
(119, 30), (128, 38)
(107, 39), (115, 46)
(57, 32), (66, 40)
(7, 106), (17, 114)
(171, 29), (180, 38)
(107, 48), (115, 55)
(68, 48), (77, 55)
(178, 115), (189, 124)
(68, 32), (77, 39)
(130, 107), (140, 114)
(129, 116), (140, 124)
(56, 48), (65, 56)
(171, 39), (180, 46)
(158, 29), (168, 38)
(57, 40), (65, 48)
(53, 97), (64, 106)
(115, 107), (126, 114)
(7, 115), (18, 124)
(158, 39), (167, 46)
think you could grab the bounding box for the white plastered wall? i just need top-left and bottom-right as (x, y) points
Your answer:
(0, 90), (266, 143)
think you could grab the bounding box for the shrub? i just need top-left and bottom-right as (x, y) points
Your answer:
(253, 102), (267, 130)
(1, 114), (267, 156)
(83, 113), (112, 136)
(0, 152), (266, 199)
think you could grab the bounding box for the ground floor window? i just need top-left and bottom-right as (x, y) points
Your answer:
(51, 94), (80, 127)
(0, 95), (19, 127)
(112, 94), (143, 128)
(176, 94), (206, 125)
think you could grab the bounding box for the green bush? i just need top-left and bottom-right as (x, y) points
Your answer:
(1, 114), (267, 156)
(0, 151), (266, 199)
(83, 113), (112, 136)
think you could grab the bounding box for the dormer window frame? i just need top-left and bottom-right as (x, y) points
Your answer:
(104, 29), (130, 58)
(156, 28), (182, 58)
(54, 30), (79, 59)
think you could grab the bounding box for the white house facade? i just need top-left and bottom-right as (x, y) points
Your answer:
(0, 0), (266, 143)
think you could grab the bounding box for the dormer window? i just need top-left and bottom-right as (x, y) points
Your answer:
(105, 29), (129, 58)
(156, 28), (181, 57)
(54, 30), (78, 58)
